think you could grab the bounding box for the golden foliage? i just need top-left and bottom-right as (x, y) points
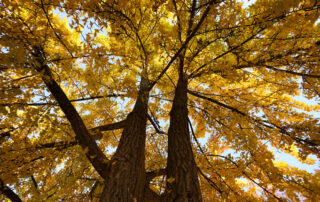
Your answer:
(1, 0), (320, 201)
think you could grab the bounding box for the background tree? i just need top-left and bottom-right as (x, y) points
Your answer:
(1, 0), (320, 201)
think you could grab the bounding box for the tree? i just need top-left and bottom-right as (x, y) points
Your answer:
(1, 0), (320, 201)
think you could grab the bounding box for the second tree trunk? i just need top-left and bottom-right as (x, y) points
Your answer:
(165, 74), (202, 201)
(100, 78), (150, 202)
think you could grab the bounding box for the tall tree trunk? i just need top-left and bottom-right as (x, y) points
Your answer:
(165, 73), (202, 201)
(100, 78), (150, 202)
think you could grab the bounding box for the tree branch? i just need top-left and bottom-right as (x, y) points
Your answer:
(90, 119), (127, 140)
(0, 94), (125, 107)
(0, 179), (22, 202)
(0, 131), (10, 140)
(187, 90), (247, 116)
(208, 154), (283, 201)
(189, 27), (266, 78)
(197, 167), (223, 194)
(149, 0), (219, 90)
(188, 89), (320, 154)
(0, 119), (126, 148)
(33, 48), (109, 178)
(187, 117), (236, 195)
(39, 0), (74, 57)
(264, 65), (320, 78)
(147, 114), (166, 134)
(30, 176), (38, 189)
(91, 119), (127, 132)
(34, 140), (78, 150)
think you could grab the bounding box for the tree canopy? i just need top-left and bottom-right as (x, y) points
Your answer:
(1, 0), (320, 201)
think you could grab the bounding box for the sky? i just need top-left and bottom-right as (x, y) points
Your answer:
(242, 0), (255, 7)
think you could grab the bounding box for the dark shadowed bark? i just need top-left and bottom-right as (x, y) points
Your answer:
(0, 179), (22, 202)
(100, 77), (150, 202)
(144, 186), (161, 202)
(164, 66), (202, 201)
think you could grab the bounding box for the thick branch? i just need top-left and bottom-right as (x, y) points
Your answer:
(34, 140), (78, 150)
(0, 131), (10, 140)
(90, 119), (127, 140)
(91, 119), (127, 133)
(0, 180), (22, 202)
(34, 54), (109, 178)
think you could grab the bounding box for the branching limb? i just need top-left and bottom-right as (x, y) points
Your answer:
(39, 0), (74, 57)
(264, 65), (320, 78)
(189, 27), (266, 78)
(188, 117), (236, 195)
(187, 90), (247, 116)
(208, 154), (283, 201)
(198, 167), (223, 194)
(91, 119), (127, 132)
(149, 0), (219, 90)
(188, 90), (320, 154)
(1, 119), (127, 151)
(147, 114), (166, 134)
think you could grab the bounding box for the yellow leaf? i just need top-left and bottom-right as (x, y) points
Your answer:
(167, 177), (175, 183)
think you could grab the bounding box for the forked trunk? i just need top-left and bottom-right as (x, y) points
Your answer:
(165, 75), (202, 201)
(100, 78), (150, 202)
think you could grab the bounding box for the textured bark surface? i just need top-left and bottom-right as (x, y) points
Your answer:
(165, 75), (202, 201)
(100, 78), (150, 202)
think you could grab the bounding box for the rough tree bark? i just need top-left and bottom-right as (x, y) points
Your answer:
(100, 77), (150, 202)
(164, 60), (202, 201)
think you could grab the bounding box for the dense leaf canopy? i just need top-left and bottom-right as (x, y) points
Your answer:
(1, 0), (320, 201)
